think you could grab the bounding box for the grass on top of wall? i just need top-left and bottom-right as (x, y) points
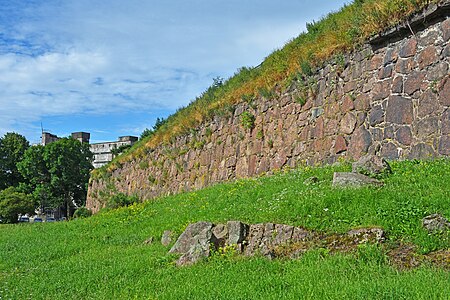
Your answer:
(91, 0), (439, 177)
(1, 159), (449, 299)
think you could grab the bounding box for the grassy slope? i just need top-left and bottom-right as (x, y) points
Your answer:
(1, 159), (449, 299)
(94, 0), (438, 175)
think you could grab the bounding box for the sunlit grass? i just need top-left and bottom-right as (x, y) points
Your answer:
(1, 159), (449, 299)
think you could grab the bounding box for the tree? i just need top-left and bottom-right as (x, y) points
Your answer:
(140, 117), (167, 140)
(0, 187), (35, 223)
(16, 145), (51, 212)
(0, 132), (30, 189)
(18, 138), (93, 217)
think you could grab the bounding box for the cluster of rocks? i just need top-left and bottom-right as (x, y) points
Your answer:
(165, 221), (385, 266)
(332, 153), (391, 187)
(160, 213), (449, 267)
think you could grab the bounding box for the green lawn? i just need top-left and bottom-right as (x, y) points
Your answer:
(1, 159), (449, 299)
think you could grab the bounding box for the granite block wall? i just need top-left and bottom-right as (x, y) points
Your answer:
(87, 10), (449, 213)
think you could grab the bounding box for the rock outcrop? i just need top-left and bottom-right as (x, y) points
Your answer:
(168, 221), (385, 266)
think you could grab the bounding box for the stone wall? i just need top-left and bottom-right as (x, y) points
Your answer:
(87, 7), (450, 213)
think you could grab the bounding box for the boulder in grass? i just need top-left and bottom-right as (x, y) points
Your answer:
(226, 221), (249, 246)
(352, 154), (391, 177)
(347, 227), (385, 243)
(212, 223), (228, 247)
(422, 214), (450, 232)
(161, 230), (174, 246)
(169, 221), (214, 266)
(332, 172), (383, 187)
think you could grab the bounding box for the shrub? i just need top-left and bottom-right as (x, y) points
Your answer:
(294, 95), (307, 106)
(111, 144), (131, 157)
(148, 175), (157, 184)
(73, 207), (93, 219)
(257, 87), (275, 99)
(240, 112), (255, 130)
(256, 130), (264, 140)
(241, 93), (255, 103)
(107, 193), (139, 209)
(139, 161), (149, 170)
(300, 61), (313, 76)
(0, 187), (34, 223)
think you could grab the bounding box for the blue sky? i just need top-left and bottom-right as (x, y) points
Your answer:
(0, 0), (349, 144)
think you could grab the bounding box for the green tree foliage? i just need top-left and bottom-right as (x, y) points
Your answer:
(140, 117), (167, 140)
(18, 138), (93, 217)
(0, 132), (30, 189)
(110, 144), (132, 157)
(73, 206), (93, 218)
(0, 187), (35, 223)
(106, 193), (139, 209)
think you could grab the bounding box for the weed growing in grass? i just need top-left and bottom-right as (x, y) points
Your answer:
(241, 93), (255, 103)
(204, 127), (212, 138)
(139, 161), (149, 170)
(257, 86), (275, 99)
(300, 60), (313, 76)
(256, 130), (264, 140)
(148, 175), (157, 184)
(294, 95), (307, 106)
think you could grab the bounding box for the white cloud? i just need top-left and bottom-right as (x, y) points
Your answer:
(0, 0), (348, 141)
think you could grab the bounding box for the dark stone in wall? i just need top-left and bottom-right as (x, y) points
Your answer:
(334, 136), (347, 154)
(396, 58), (417, 74)
(404, 71), (425, 95)
(439, 77), (450, 106)
(383, 48), (398, 66)
(372, 80), (392, 100)
(418, 45), (439, 69)
(414, 117), (439, 138)
(381, 142), (399, 160)
(444, 44), (450, 57)
(399, 39), (417, 58)
(439, 136), (450, 155)
(384, 125), (395, 140)
(442, 109), (450, 135)
(418, 90), (439, 118)
(379, 65), (394, 79)
(443, 18), (450, 42)
(348, 127), (372, 159)
(409, 143), (437, 159)
(371, 128), (383, 142)
(426, 62), (449, 81)
(396, 126), (413, 146)
(341, 95), (355, 112)
(386, 96), (413, 125)
(392, 76), (403, 93)
(369, 105), (385, 126)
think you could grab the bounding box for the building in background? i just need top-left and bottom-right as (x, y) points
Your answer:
(90, 136), (138, 168)
(41, 132), (138, 168)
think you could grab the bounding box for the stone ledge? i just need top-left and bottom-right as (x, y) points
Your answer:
(370, 0), (450, 46)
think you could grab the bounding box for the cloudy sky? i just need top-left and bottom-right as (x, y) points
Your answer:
(0, 0), (348, 144)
